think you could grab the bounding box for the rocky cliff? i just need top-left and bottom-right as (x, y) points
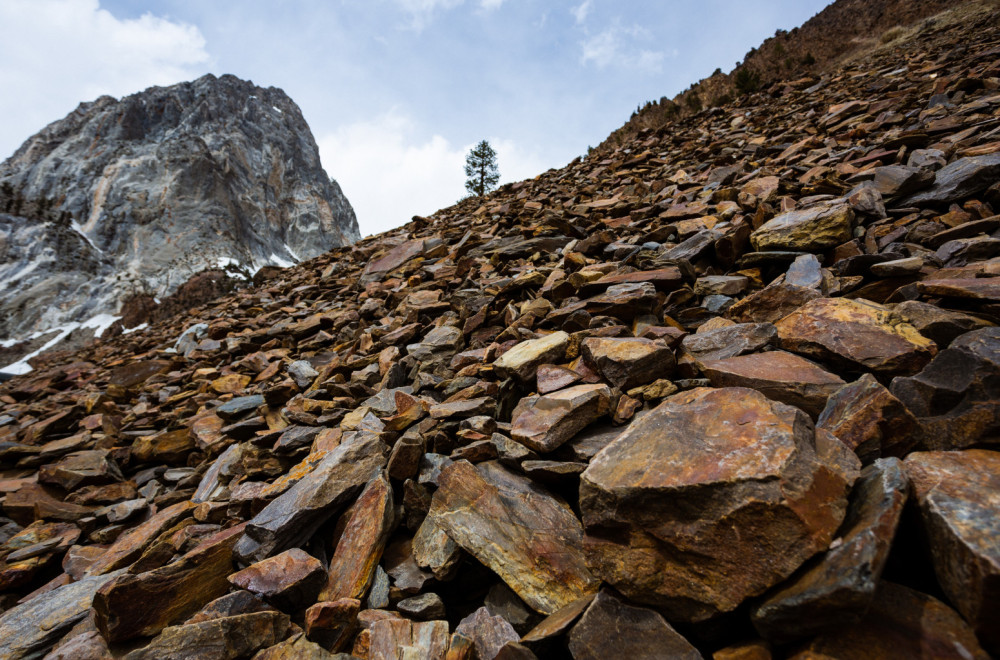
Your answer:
(0, 1), (998, 659)
(0, 73), (359, 360)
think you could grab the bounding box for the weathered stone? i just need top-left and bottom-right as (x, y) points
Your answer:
(905, 449), (1000, 653)
(726, 284), (821, 324)
(580, 337), (674, 389)
(234, 433), (386, 563)
(94, 524), (243, 642)
(581, 387), (857, 622)
(454, 606), (520, 660)
(681, 322), (776, 362)
(784, 254), (822, 289)
(122, 611), (290, 660)
(893, 300), (993, 347)
(694, 275), (748, 296)
(702, 350), (845, 417)
(510, 384), (611, 453)
(0, 570), (123, 660)
(412, 516), (461, 580)
(305, 598), (360, 652)
(493, 332), (570, 382)
(398, 593), (447, 621)
(917, 277), (1000, 302)
(38, 450), (123, 490)
(567, 589), (702, 660)
(520, 594), (594, 644)
(901, 154), (1000, 206)
(776, 297), (937, 376)
(318, 471), (393, 602)
(228, 548), (326, 611)
(818, 373), (919, 462)
(890, 328), (1000, 451)
(186, 590), (274, 624)
(751, 458), (909, 640)
(253, 632), (342, 660)
(789, 581), (988, 659)
(751, 203), (854, 252)
(368, 618), (449, 660)
(132, 429), (195, 464)
(427, 460), (598, 614)
(86, 501), (196, 575)
(287, 360), (319, 388)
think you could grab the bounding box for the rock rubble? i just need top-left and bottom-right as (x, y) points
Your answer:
(0, 2), (999, 658)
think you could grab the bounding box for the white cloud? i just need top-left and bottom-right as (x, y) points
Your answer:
(480, 0), (506, 9)
(318, 111), (546, 237)
(571, 0), (592, 24)
(580, 23), (664, 73)
(0, 0), (210, 159)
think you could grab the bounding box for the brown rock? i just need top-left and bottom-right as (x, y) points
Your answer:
(775, 297), (937, 376)
(319, 471), (393, 602)
(751, 458), (909, 640)
(122, 611), (290, 660)
(580, 387), (857, 621)
(427, 460), (598, 614)
(93, 524), (244, 642)
(368, 618), (449, 660)
(493, 332), (570, 382)
(234, 433), (387, 563)
(580, 337), (674, 389)
(253, 632), (341, 660)
(890, 328), (1000, 451)
(567, 589), (702, 660)
(818, 373), (919, 462)
(789, 581), (988, 660)
(702, 350), (845, 417)
(905, 449), (1000, 654)
(228, 548), (326, 611)
(86, 501), (196, 575)
(510, 384), (611, 453)
(305, 598), (360, 652)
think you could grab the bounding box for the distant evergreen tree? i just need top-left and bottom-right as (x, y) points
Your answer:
(464, 140), (499, 198)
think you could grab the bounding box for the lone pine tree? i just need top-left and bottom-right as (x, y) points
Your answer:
(464, 139), (499, 198)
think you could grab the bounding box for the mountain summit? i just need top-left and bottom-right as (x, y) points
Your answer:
(0, 73), (359, 351)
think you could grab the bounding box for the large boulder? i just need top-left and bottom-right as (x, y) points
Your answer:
(580, 387), (858, 621)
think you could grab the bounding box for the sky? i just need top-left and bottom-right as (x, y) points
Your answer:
(0, 0), (833, 238)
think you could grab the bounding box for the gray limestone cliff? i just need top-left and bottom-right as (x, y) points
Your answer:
(0, 73), (359, 346)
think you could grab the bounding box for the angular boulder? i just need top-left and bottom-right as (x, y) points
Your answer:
(702, 350), (845, 417)
(905, 449), (1000, 654)
(890, 328), (1000, 451)
(775, 297), (936, 376)
(510, 384), (611, 453)
(751, 458), (909, 640)
(818, 373), (919, 463)
(750, 203), (854, 252)
(580, 387), (857, 621)
(580, 337), (674, 389)
(426, 460), (598, 614)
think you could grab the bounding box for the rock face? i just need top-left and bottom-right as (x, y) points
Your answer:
(1, 2), (1000, 658)
(580, 387), (858, 622)
(0, 73), (358, 346)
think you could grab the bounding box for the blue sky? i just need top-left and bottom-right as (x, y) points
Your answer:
(0, 0), (832, 236)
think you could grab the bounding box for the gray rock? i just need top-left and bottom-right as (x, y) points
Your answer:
(287, 360), (319, 388)
(0, 569), (124, 660)
(901, 154), (1000, 206)
(0, 73), (358, 347)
